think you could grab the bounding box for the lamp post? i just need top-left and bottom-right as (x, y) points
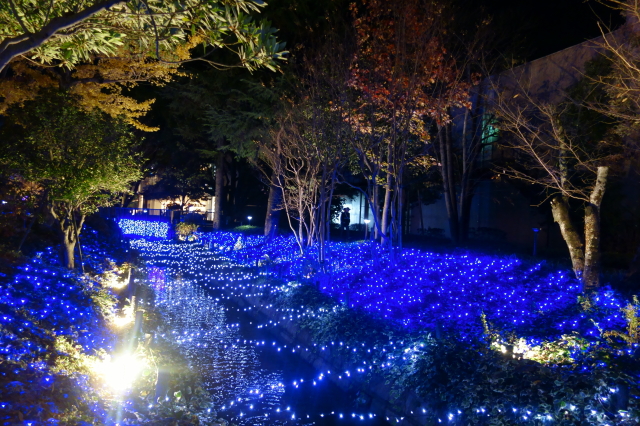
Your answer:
(364, 219), (370, 240)
(532, 228), (540, 256)
(247, 216), (252, 226)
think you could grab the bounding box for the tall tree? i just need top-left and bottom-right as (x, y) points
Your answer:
(588, 0), (640, 279)
(0, 91), (142, 269)
(348, 0), (471, 250)
(492, 65), (620, 292)
(203, 74), (283, 231)
(0, 0), (288, 134)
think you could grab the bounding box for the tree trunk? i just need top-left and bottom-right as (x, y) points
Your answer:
(212, 152), (224, 230)
(264, 179), (281, 237)
(583, 166), (608, 292)
(72, 213), (85, 274)
(458, 93), (483, 242)
(551, 195), (585, 281)
(445, 124), (459, 242)
(325, 171), (337, 243)
(60, 226), (76, 270)
(372, 182), (380, 240)
(62, 239), (76, 270)
(397, 185), (404, 250)
(266, 128), (284, 237)
(438, 126), (459, 243)
(417, 190), (425, 235)
(381, 173), (392, 243)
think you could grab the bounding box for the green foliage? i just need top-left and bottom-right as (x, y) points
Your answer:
(203, 77), (285, 158)
(267, 280), (640, 425)
(0, 90), (143, 267)
(0, 90), (143, 216)
(604, 295), (640, 347)
(0, 0), (287, 72)
(175, 222), (199, 240)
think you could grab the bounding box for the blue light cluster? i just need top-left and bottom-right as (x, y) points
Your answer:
(198, 233), (627, 339)
(132, 236), (639, 425)
(0, 240), (117, 424)
(117, 218), (169, 238)
(135, 239), (391, 424)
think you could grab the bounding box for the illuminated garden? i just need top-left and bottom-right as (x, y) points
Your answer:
(3, 0), (640, 425)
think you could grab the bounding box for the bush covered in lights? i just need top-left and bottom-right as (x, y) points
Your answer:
(0, 251), (117, 423)
(118, 218), (170, 239)
(0, 230), (223, 425)
(189, 232), (640, 424)
(200, 232), (630, 339)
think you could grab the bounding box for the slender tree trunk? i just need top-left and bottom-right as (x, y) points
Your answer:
(459, 107), (470, 242)
(72, 213), (85, 274)
(438, 126), (459, 243)
(264, 180), (282, 237)
(397, 185), (404, 250)
(212, 151), (224, 230)
(417, 190), (425, 234)
(445, 124), (459, 242)
(583, 166), (608, 292)
(458, 94), (483, 242)
(266, 128), (284, 237)
(551, 196), (585, 281)
(325, 167), (337, 244)
(381, 174), (392, 244)
(298, 188), (305, 251)
(372, 181), (380, 240)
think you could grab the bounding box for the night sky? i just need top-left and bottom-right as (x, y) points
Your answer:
(482, 0), (626, 60)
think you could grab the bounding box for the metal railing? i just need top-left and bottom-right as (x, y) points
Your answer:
(101, 207), (214, 224)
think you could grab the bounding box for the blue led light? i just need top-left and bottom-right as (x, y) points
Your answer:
(129, 233), (639, 425)
(117, 218), (169, 238)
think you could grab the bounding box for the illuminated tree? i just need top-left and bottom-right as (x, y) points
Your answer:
(492, 69), (619, 292)
(0, 91), (142, 269)
(589, 1), (640, 278)
(259, 85), (348, 255)
(348, 0), (471, 249)
(0, 0), (286, 73)
(0, 0), (287, 131)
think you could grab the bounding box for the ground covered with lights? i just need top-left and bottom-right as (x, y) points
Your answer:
(125, 226), (640, 426)
(0, 228), (225, 425)
(3, 221), (640, 426)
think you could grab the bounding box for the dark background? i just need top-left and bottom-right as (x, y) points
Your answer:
(480, 0), (625, 59)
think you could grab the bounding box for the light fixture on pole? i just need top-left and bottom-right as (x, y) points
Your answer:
(364, 219), (370, 240)
(532, 228), (540, 256)
(247, 216), (252, 226)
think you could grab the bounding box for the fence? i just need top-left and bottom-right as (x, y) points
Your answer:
(101, 207), (216, 223)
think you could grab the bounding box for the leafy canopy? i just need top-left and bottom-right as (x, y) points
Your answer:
(0, 91), (143, 214)
(0, 0), (287, 73)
